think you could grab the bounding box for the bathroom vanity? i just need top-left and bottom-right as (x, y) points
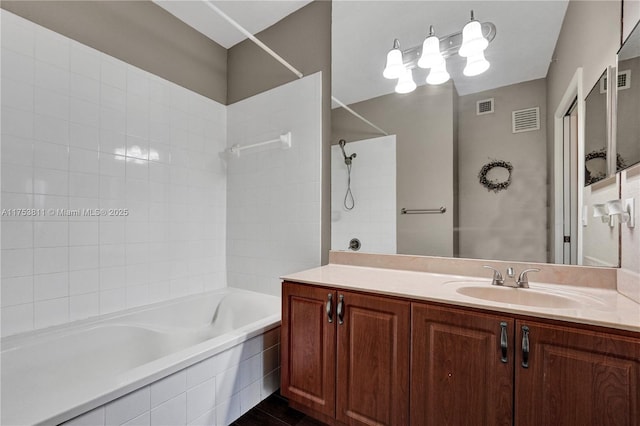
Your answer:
(280, 254), (640, 426)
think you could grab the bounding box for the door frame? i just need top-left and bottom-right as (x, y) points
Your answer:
(553, 68), (585, 264)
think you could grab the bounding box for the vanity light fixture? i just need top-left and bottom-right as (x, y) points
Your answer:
(383, 10), (496, 94)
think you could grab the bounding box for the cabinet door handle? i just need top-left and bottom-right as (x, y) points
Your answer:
(500, 322), (508, 363)
(521, 326), (530, 368)
(326, 294), (333, 323)
(337, 294), (345, 325)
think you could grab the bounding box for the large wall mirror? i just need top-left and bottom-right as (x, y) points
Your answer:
(330, 0), (620, 267)
(617, 21), (640, 172)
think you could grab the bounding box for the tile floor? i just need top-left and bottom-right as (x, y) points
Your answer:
(232, 392), (327, 426)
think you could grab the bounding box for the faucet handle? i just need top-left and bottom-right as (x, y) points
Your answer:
(517, 268), (540, 288)
(483, 265), (504, 286)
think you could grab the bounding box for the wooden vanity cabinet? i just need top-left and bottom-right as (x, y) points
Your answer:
(281, 281), (410, 426)
(411, 303), (515, 426)
(283, 281), (640, 426)
(514, 320), (640, 426)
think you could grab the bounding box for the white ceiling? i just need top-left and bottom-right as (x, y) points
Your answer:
(155, 0), (569, 105)
(154, 0), (313, 49)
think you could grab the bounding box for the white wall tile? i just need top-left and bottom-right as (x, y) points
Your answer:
(1, 276), (34, 307)
(186, 378), (215, 424)
(34, 113), (68, 145)
(1, 221), (33, 249)
(34, 221), (68, 247)
(1, 303), (33, 335)
(2, 78), (35, 111)
(105, 386), (150, 426)
(99, 288), (126, 314)
(34, 297), (69, 328)
(34, 26), (69, 69)
(150, 394), (186, 426)
(69, 41), (100, 80)
(101, 57), (127, 90)
(34, 168), (68, 196)
(70, 245), (100, 270)
(34, 246), (68, 274)
(1, 248), (33, 278)
(150, 371), (186, 408)
(69, 221), (99, 246)
(35, 87), (69, 120)
(122, 411), (150, 426)
(35, 60), (69, 93)
(1, 163), (33, 193)
(1, 12), (35, 56)
(70, 292), (99, 321)
(69, 269), (99, 295)
(34, 271), (68, 300)
(3, 55), (35, 103)
(215, 395), (240, 426)
(69, 123), (99, 151)
(69, 172), (100, 198)
(34, 140), (69, 171)
(187, 408), (215, 426)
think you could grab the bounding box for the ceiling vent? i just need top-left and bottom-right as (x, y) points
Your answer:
(476, 98), (494, 115)
(512, 107), (540, 133)
(600, 70), (631, 93)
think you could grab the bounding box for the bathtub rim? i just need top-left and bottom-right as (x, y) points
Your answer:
(1, 287), (282, 426)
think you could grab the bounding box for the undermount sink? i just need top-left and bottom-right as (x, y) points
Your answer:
(455, 285), (583, 309)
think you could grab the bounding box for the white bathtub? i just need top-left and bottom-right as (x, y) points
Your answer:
(0, 288), (281, 426)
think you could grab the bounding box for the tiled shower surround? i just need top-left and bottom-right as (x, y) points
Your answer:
(226, 72), (322, 297)
(1, 9), (323, 338)
(1, 11), (229, 336)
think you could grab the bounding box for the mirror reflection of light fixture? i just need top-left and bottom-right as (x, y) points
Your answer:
(463, 50), (491, 76)
(459, 11), (489, 58)
(383, 10), (495, 93)
(426, 60), (450, 85)
(395, 67), (417, 94)
(383, 39), (405, 80)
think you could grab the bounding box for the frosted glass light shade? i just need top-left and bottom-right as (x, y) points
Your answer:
(383, 48), (405, 79)
(395, 68), (417, 94)
(459, 20), (488, 57)
(426, 60), (450, 85)
(417, 35), (444, 69)
(463, 51), (490, 76)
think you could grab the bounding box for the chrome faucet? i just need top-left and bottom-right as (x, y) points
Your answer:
(483, 266), (540, 288)
(483, 266), (504, 286)
(515, 268), (540, 288)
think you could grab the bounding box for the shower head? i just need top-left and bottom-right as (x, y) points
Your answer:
(338, 139), (356, 165)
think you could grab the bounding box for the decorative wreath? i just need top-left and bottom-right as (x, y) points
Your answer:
(584, 148), (627, 185)
(478, 159), (513, 193)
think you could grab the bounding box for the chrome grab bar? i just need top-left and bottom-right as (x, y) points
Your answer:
(401, 207), (446, 215)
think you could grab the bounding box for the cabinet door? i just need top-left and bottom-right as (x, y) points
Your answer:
(281, 282), (336, 418)
(515, 321), (640, 426)
(336, 291), (410, 426)
(411, 303), (514, 426)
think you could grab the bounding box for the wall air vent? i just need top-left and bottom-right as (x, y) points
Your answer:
(600, 70), (631, 93)
(476, 98), (494, 115)
(512, 107), (540, 133)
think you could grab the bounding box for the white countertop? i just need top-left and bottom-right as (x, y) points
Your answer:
(282, 264), (640, 333)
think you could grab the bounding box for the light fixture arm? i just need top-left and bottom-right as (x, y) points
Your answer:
(400, 21), (496, 71)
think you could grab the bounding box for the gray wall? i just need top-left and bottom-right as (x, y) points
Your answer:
(1, 0), (228, 104)
(332, 83), (458, 256)
(545, 0), (621, 262)
(227, 0), (332, 264)
(458, 79), (547, 263)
